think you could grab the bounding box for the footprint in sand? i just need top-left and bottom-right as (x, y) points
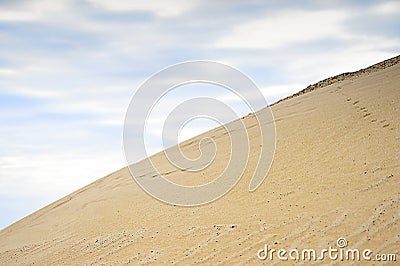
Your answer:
(363, 113), (371, 118)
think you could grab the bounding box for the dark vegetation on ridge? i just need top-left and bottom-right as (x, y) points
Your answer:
(272, 55), (400, 106)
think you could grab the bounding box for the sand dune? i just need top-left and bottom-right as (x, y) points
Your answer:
(0, 56), (399, 265)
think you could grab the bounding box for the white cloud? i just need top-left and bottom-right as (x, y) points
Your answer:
(0, 69), (16, 76)
(261, 83), (305, 102)
(0, 153), (124, 197)
(0, 10), (40, 22)
(178, 121), (220, 143)
(88, 0), (198, 17)
(10, 88), (67, 99)
(373, 1), (400, 15)
(0, 0), (69, 22)
(215, 9), (350, 49)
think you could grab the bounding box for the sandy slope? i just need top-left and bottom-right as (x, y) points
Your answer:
(0, 57), (399, 265)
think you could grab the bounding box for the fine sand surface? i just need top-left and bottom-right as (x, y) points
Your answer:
(0, 57), (399, 265)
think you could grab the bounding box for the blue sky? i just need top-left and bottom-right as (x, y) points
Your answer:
(0, 0), (399, 229)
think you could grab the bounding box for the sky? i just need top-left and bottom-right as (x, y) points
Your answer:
(0, 0), (399, 229)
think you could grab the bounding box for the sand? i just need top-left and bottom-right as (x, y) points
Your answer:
(0, 56), (399, 265)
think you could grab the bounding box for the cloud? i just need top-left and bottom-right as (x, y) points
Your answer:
(373, 1), (400, 15)
(0, 0), (69, 22)
(0, 69), (16, 76)
(215, 9), (350, 49)
(9, 88), (67, 99)
(87, 0), (199, 17)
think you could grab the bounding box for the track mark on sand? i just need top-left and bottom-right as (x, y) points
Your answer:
(172, 224), (235, 265)
(363, 112), (371, 118)
(361, 174), (394, 192)
(341, 92), (396, 131)
(348, 195), (399, 250)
